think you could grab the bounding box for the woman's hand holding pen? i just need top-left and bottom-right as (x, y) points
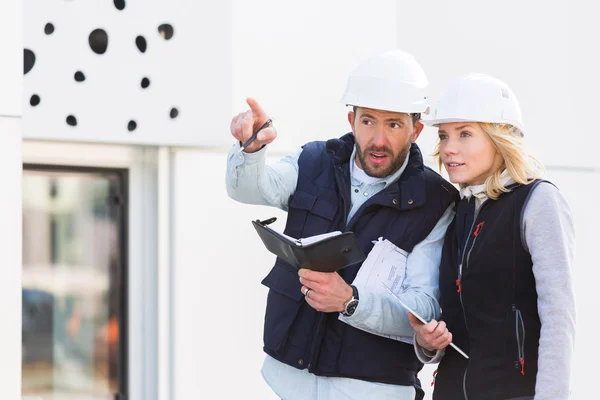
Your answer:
(230, 97), (277, 153)
(408, 313), (453, 352)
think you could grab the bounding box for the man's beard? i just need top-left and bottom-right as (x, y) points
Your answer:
(355, 142), (411, 178)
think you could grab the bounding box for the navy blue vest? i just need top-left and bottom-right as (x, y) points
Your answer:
(260, 133), (458, 390)
(433, 182), (544, 400)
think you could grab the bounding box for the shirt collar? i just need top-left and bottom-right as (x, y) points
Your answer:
(460, 169), (514, 201)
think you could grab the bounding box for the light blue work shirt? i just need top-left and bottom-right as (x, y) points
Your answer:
(226, 141), (454, 400)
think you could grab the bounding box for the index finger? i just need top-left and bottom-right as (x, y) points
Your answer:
(246, 97), (269, 125)
(298, 268), (328, 284)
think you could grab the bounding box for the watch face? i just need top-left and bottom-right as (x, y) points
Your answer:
(345, 299), (359, 316)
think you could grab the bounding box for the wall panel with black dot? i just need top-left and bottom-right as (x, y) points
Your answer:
(23, 1), (232, 146)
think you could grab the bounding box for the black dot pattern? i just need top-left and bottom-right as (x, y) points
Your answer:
(30, 95), (41, 107)
(158, 24), (174, 40)
(74, 71), (86, 82)
(89, 29), (108, 54)
(66, 115), (77, 126)
(26, 19), (180, 133)
(24, 49), (35, 74)
(114, 0), (125, 10)
(135, 36), (147, 53)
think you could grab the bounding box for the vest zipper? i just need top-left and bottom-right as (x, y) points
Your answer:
(464, 227), (482, 272)
(457, 201), (489, 400)
(458, 223), (474, 400)
(462, 367), (469, 400)
(514, 306), (526, 376)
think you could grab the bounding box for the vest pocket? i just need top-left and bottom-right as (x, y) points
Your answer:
(261, 262), (305, 352)
(288, 190), (338, 237)
(508, 306), (526, 376)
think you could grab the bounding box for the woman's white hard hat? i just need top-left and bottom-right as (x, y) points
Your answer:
(422, 73), (525, 133)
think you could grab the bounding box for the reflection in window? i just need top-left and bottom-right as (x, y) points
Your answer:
(22, 167), (126, 400)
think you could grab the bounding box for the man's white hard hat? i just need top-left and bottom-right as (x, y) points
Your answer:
(341, 49), (429, 114)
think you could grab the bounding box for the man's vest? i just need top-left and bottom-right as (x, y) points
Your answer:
(433, 182), (544, 400)
(261, 133), (457, 389)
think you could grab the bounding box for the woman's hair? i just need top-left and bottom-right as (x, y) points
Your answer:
(433, 123), (546, 200)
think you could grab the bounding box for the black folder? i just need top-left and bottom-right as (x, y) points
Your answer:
(252, 218), (365, 272)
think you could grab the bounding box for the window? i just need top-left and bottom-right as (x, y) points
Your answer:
(22, 165), (127, 400)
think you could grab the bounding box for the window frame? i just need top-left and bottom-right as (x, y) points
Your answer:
(22, 140), (161, 400)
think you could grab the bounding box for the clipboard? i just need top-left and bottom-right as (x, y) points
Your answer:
(252, 217), (365, 272)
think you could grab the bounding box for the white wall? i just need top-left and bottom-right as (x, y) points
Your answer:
(171, 1), (598, 400)
(0, 0), (22, 117)
(0, 0), (22, 398)
(172, 150), (282, 399)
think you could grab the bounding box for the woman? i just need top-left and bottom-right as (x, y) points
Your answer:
(411, 74), (575, 400)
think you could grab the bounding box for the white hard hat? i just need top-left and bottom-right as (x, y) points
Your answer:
(423, 73), (525, 133)
(340, 49), (429, 114)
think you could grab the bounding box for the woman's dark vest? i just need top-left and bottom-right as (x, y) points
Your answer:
(260, 133), (457, 391)
(434, 181), (545, 400)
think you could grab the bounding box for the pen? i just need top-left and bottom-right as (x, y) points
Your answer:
(239, 118), (273, 152)
(381, 283), (469, 359)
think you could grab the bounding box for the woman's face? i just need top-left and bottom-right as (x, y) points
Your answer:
(437, 122), (503, 186)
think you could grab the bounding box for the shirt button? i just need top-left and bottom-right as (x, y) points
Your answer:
(363, 192), (368, 197)
(298, 359), (304, 365)
(408, 199), (414, 205)
(392, 199), (398, 205)
(354, 189), (359, 193)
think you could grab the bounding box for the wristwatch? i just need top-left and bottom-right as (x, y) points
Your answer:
(342, 285), (359, 317)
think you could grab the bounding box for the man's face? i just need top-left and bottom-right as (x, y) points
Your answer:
(348, 107), (423, 178)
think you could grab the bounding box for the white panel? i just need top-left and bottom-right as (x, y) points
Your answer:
(0, 117), (22, 398)
(0, 0), (22, 116)
(231, 0), (397, 154)
(23, 0), (231, 146)
(397, 0), (599, 169)
(172, 150), (281, 399)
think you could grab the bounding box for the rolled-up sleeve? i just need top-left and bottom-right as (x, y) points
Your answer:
(341, 204), (455, 338)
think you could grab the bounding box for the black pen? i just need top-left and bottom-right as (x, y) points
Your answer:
(239, 118), (272, 152)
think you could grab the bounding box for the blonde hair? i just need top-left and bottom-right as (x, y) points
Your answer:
(433, 123), (546, 200)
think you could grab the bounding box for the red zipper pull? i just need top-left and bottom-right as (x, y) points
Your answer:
(431, 369), (438, 386)
(456, 279), (462, 293)
(520, 358), (525, 376)
(474, 222), (484, 237)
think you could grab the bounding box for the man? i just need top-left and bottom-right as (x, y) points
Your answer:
(226, 50), (458, 400)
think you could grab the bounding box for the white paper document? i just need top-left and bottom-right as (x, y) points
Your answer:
(353, 238), (409, 294)
(341, 238), (414, 344)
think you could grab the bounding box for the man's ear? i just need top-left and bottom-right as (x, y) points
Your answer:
(348, 111), (356, 134)
(412, 120), (424, 142)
